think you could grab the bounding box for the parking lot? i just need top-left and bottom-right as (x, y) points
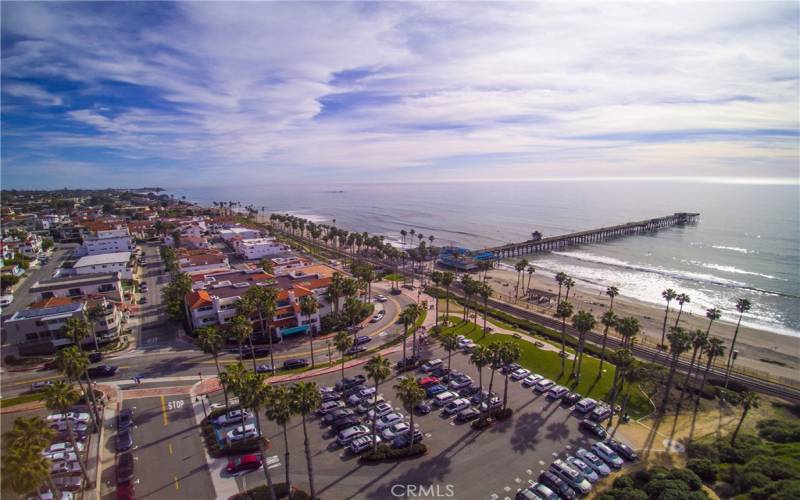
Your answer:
(202, 339), (635, 499)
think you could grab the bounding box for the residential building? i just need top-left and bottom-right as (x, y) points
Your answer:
(231, 237), (290, 260)
(181, 236), (211, 250)
(176, 248), (230, 275)
(2, 234), (42, 258)
(5, 297), (123, 356)
(72, 252), (134, 280)
(219, 226), (261, 241)
(29, 273), (124, 303)
(78, 226), (134, 256)
(267, 256), (312, 275)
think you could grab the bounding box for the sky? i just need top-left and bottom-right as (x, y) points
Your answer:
(1, 1), (798, 189)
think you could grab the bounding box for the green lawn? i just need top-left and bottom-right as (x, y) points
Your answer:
(438, 319), (651, 417)
(0, 392), (44, 408)
(382, 273), (405, 283)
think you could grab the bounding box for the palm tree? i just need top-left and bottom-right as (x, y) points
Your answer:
(258, 287), (279, 374)
(555, 300), (574, 373)
(555, 272), (567, 305)
(364, 355), (391, 453)
(394, 377), (426, 451)
(333, 331), (353, 380)
(399, 304), (421, 363)
(705, 307), (721, 334)
(731, 392), (760, 445)
(674, 293), (690, 327)
(299, 295), (319, 368)
(514, 259), (528, 302)
(659, 326), (692, 413)
(499, 341), (521, 409)
(571, 310), (596, 382)
(470, 345), (491, 401)
(197, 325), (230, 410)
(264, 385), (295, 495)
(2, 446), (55, 497)
(611, 361), (646, 437)
(563, 277), (575, 301)
(526, 265), (535, 295)
(695, 336), (725, 408)
(599, 310), (617, 374)
(479, 282), (492, 335)
(400, 229), (407, 248)
(228, 364), (277, 500)
(441, 271), (454, 325)
(676, 329), (708, 409)
(63, 315), (92, 352)
(485, 342), (502, 407)
(609, 349), (634, 406)
(290, 381), (322, 500)
(229, 314), (254, 364)
(659, 288), (677, 349)
(441, 331), (460, 370)
(57, 346), (100, 430)
(615, 316), (640, 349)
(724, 298), (751, 388)
(3, 416), (55, 452)
(43, 381), (92, 487)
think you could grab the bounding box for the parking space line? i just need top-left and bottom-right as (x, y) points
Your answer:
(174, 476), (180, 490)
(168, 443), (173, 455)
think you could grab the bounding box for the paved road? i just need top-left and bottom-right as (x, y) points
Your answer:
(0, 245), (74, 321)
(134, 242), (175, 348)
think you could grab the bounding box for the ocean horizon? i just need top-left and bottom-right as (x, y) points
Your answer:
(166, 179), (800, 338)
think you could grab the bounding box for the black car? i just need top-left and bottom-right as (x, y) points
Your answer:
(88, 365), (118, 378)
(323, 408), (355, 425)
(430, 367), (451, 379)
(579, 419), (608, 439)
(322, 392), (340, 403)
(345, 345), (368, 356)
(395, 357), (419, 371)
(538, 471), (576, 500)
(342, 384), (367, 399)
(283, 359), (308, 370)
(414, 401), (433, 415)
(606, 438), (639, 461)
(116, 428), (133, 452)
(455, 407), (481, 423)
(118, 408), (133, 431)
(331, 416), (362, 432)
(243, 347), (271, 359)
(562, 392), (581, 406)
(470, 390), (495, 405)
(88, 352), (103, 363)
(589, 405), (613, 423)
(458, 384), (481, 398)
(393, 429), (424, 448)
(116, 451), (134, 483)
(335, 375), (366, 392)
(500, 363), (521, 375)
(354, 336), (372, 346)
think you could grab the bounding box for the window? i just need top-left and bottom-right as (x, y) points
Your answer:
(68, 288), (82, 297)
(41, 292), (55, 299)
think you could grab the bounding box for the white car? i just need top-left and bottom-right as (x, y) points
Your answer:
(49, 421), (89, 433)
(357, 395), (385, 413)
(42, 443), (84, 458)
(46, 451), (78, 463)
(349, 434), (381, 454)
(370, 312), (385, 323)
(0, 295), (14, 306)
(510, 368), (531, 381)
(337, 425), (369, 445)
(460, 339), (475, 350)
(420, 359), (443, 372)
(215, 409), (252, 426)
(318, 400), (346, 415)
(576, 448), (612, 476)
(347, 387), (376, 406)
(550, 459), (592, 495)
(566, 455), (600, 483)
(456, 337), (471, 348)
(591, 442), (623, 469)
(521, 374), (544, 387)
(374, 295), (388, 303)
(575, 398), (598, 413)
(51, 460), (82, 476)
(366, 402), (394, 420)
(433, 390), (459, 407)
(375, 412), (404, 431)
(381, 422), (415, 440)
(226, 423), (258, 442)
(534, 378), (556, 393)
(443, 398), (471, 415)
(448, 374), (472, 390)
(547, 385), (569, 400)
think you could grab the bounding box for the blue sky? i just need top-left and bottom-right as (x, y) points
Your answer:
(2, 2), (798, 188)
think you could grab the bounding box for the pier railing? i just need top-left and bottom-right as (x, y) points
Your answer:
(483, 212), (700, 258)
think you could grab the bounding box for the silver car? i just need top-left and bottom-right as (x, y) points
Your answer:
(576, 448), (611, 476)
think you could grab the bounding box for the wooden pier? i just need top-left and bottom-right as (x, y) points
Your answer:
(484, 212), (700, 258)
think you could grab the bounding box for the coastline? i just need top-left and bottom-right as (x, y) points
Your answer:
(484, 267), (800, 384)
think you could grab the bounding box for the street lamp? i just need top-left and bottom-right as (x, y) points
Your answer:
(326, 340), (332, 364)
(196, 395), (208, 418)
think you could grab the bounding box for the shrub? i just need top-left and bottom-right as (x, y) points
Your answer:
(666, 468), (702, 491)
(750, 479), (800, 500)
(492, 408), (513, 420)
(686, 442), (719, 463)
(598, 489), (647, 500)
(613, 476), (635, 489)
(757, 419), (800, 443)
(360, 443), (426, 462)
(471, 417), (492, 430)
(644, 479), (689, 498)
(744, 455), (800, 481)
(736, 471), (770, 492)
(686, 458), (717, 483)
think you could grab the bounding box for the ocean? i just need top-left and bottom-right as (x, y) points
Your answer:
(166, 180), (800, 337)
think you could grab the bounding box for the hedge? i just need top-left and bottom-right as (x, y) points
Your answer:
(201, 406), (267, 458)
(228, 482), (312, 500)
(359, 443), (427, 462)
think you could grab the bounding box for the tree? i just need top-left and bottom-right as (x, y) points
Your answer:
(599, 310), (618, 374)
(364, 355), (391, 453)
(197, 325), (229, 410)
(228, 314), (254, 364)
(514, 259), (528, 302)
(290, 381), (322, 500)
(485, 342), (502, 412)
(609, 349), (634, 407)
(264, 385), (295, 495)
(479, 282), (492, 335)
(260, 258), (274, 275)
(441, 271), (454, 325)
(660, 288), (678, 349)
(333, 331), (353, 380)
(615, 316), (641, 349)
(41, 238), (55, 252)
(571, 310), (597, 382)
(43, 381), (92, 487)
(498, 341), (521, 409)
(441, 331), (460, 371)
(526, 265), (535, 295)
(704, 307), (721, 335)
(2, 446), (54, 496)
(611, 361), (647, 436)
(555, 272), (567, 305)
(724, 298), (751, 388)
(394, 377), (426, 451)
(674, 293), (691, 327)
(430, 271), (442, 326)
(3, 416), (55, 452)
(57, 346), (100, 430)
(731, 391), (760, 445)
(399, 304), (421, 363)
(469, 345), (491, 402)
(563, 277), (575, 301)
(63, 316), (92, 352)
(555, 300), (574, 373)
(695, 337), (725, 408)
(659, 326), (692, 413)
(676, 329), (709, 409)
(161, 272), (192, 322)
(299, 295), (319, 368)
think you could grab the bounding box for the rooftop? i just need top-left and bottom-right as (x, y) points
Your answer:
(30, 272), (121, 292)
(75, 252), (132, 267)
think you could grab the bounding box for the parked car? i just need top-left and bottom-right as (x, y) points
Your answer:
(433, 391), (459, 407)
(470, 390), (495, 405)
(575, 397), (597, 413)
(579, 419), (608, 439)
(53, 476), (82, 492)
(414, 401), (433, 415)
(116, 451), (135, 482)
(374, 294), (388, 303)
(354, 336), (372, 346)
(226, 454), (262, 474)
(443, 398), (471, 415)
(591, 441), (623, 469)
(349, 434), (381, 454)
(575, 448), (611, 476)
(430, 367), (452, 379)
(589, 405), (613, 423)
(31, 380), (55, 391)
(366, 402), (394, 420)
(448, 374), (473, 389)
(521, 374), (544, 387)
(47, 451), (78, 464)
(533, 378), (555, 393)
(347, 387), (376, 406)
(116, 428), (133, 452)
(87, 365), (117, 377)
(332, 416), (362, 432)
(392, 429), (424, 448)
(546, 385), (569, 400)
(458, 384), (481, 398)
(550, 459), (592, 495)
(323, 408), (355, 425)
(381, 422), (415, 440)
(566, 456), (600, 483)
(215, 409), (252, 426)
(335, 375), (366, 392)
(479, 397), (502, 412)
(562, 392), (581, 406)
(425, 384), (448, 397)
(345, 345), (368, 356)
(455, 407), (481, 423)
(418, 376), (439, 387)
(255, 364), (274, 373)
(356, 395), (385, 413)
(318, 400), (346, 415)
(375, 412), (404, 431)
(226, 423), (258, 442)
(88, 352), (103, 363)
(515, 483), (558, 500)
(510, 368), (531, 381)
(118, 408), (134, 431)
(370, 312), (384, 323)
(537, 470), (576, 500)
(395, 356), (420, 371)
(50, 421), (89, 434)
(337, 425), (370, 445)
(42, 442), (84, 458)
(51, 460), (82, 477)
(0, 295), (15, 306)
(605, 438), (639, 461)
(116, 481), (135, 500)
(501, 363), (521, 375)
(282, 358), (308, 370)
(420, 359), (443, 373)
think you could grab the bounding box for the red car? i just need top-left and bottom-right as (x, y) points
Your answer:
(117, 480), (135, 500)
(418, 376), (439, 388)
(227, 454), (262, 474)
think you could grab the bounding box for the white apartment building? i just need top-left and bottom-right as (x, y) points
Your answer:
(233, 238), (290, 260)
(73, 252), (134, 280)
(29, 273), (124, 303)
(219, 227), (261, 241)
(79, 227), (134, 256)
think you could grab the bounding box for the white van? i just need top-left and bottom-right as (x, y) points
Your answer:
(434, 390), (459, 407)
(337, 425), (369, 446)
(420, 359), (443, 372)
(575, 397), (597, 413)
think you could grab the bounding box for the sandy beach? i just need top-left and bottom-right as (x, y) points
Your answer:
(483, 268), (800, 385)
